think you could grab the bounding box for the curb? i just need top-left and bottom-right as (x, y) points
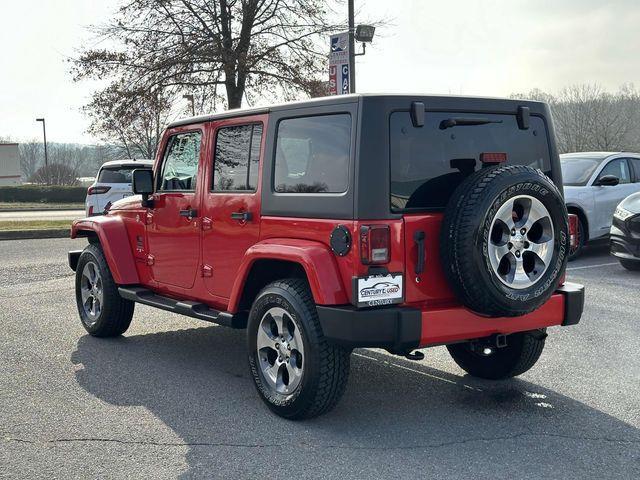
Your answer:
(0, 207), (84, 213)
(0, 229), (70, 241)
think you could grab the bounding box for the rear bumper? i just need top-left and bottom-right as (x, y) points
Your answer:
(317, 282), (584, 350)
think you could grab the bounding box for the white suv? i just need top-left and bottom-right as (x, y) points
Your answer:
(85, 159), (153, 216)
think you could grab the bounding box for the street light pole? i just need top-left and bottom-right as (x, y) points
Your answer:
(35, 118), (49, 184)
(348, 0), (356, 93)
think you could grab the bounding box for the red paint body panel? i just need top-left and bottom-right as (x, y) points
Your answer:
(228, 238), (349, 312)
(402, 213), (456, 305)
(419, 293), (565, 346)
(71, 216), (139, 285)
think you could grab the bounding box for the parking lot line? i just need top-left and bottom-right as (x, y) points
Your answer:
(567, 262), (618, 271)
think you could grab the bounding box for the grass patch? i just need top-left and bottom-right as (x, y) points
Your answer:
(0, 220), (72, 231)
(0, 202), (84, 210)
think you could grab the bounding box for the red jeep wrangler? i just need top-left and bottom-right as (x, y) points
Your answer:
(69, 94), (584, 419)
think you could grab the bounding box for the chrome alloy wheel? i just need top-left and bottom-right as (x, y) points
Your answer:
(80, 261), (103, 324)
(488, 195), (555, 289)
(256, 307), (305, 395)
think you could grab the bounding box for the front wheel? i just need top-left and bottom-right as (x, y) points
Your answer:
(568, 216), (586, 261)
(75, 244), (134, 337)
(247, 278), (350, 419)
(447, 330), (546, 380)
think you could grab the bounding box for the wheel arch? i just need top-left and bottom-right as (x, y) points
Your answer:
(71, 216), (139, 285)
(566, 204), (589, 242)
(228, 239), (349, 314)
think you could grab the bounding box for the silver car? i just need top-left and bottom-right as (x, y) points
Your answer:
(561, 152), (640, 259)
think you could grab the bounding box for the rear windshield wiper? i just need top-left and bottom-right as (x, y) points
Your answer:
(439, 117), (503, 130)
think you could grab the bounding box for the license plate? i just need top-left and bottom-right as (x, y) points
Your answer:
(355, 273), (403, 308)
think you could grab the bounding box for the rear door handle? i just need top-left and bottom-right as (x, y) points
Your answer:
(231, 211), (252, 222)
(179, 209), (198, 219)
(414, 230), (425, 275)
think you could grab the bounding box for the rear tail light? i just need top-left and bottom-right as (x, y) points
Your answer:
(360, 225), (390, 264)
(88, 205), (94, 216)
(568, 214), (578, 249)
(87, 186), (111, 195)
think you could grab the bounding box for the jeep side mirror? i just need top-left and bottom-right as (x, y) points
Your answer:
(595, 174), (620, 186)
(132, 169), (155, 207)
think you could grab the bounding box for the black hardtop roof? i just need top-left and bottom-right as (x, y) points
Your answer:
(167, 93), (549, 129)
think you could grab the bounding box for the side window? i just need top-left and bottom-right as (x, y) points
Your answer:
(630, 158), (640, 182)
(274, 114), (351, 193)
(213, 124), (263, 191)
(159, 132), (201, 191)
(597, 158), (631, 184)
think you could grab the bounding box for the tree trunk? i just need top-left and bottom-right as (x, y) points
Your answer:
(226, 82), (243, 109)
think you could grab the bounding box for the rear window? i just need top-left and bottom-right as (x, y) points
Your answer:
(274, 114), (351, 193)
(98, 165), (149, 183)
(390, 112), (552, 211)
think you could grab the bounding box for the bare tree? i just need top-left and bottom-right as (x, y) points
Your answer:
(72, 0), (343, 109)
(18, 142), (44, 179)
(84, 82), (174, 159)
(512, 84), (640, 153)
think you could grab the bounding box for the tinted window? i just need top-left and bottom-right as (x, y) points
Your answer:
(159, 132), (201, 191)
(98, 166), (149, 183)
(390, 112), (552, 211)
(213, 124), (263, 191)
(628, 158), (640, 182)
(598, 158), (631, 184)
(274, 114), (351, 193)
(561, 155), (604, 186)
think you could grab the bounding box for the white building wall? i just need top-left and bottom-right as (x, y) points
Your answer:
(0, 143), (21, 186)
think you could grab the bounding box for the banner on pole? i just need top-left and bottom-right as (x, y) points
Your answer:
(329, 32), (350, 95)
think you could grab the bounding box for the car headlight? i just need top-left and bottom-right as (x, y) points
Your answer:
(614, 206), (634, 220)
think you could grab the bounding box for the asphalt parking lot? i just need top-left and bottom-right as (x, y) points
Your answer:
(1, 238), (638, 479)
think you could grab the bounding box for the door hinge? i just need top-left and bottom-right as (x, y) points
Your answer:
(201, 264), (213, 277)
(146, 254), (155, 266)
(201, 217), (213, 231)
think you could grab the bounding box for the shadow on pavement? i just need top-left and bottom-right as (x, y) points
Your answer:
(71, 326), (640, 479)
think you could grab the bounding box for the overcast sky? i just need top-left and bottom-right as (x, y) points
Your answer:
(1, 0), (639, 144)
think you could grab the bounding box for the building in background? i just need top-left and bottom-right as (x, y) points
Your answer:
(0, 143), (21, 186)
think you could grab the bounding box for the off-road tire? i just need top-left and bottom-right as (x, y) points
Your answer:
(447, 330), (546, 380)
(247, 278), (351, 419)
(75, 244), (134, 337)
(620, 258), (640, 271)
(440, 164), (569, 317)
(568, 215), (586, 261)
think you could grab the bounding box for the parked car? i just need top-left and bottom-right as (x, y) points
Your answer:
(85, 159), (153, 216)
(561, 152), (640, 259)
(610, 192), (640, 270)
(69, 95), (584, 419)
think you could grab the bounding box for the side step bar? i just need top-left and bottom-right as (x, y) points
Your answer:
(118, 286), (245, 329)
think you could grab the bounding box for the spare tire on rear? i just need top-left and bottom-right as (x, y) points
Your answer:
(440, 164), (569, 317)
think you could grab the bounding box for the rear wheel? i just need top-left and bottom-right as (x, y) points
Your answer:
(447, 330), (546, 380)
(75, 244), (134, 337)
(247, 278), (350, 419)
(620, 258), (640, 271)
